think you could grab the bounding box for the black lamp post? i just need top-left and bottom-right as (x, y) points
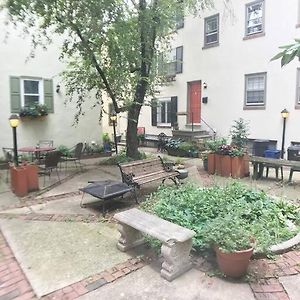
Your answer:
(280, 109), (289, 159)
(110, 111), (118, 155)
(9, 114), (20, 166)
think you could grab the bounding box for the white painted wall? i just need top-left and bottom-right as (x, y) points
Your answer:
(137, 0), (300, 151)
(0, 12), (102, 155)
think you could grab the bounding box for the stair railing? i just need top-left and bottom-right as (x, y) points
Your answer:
(201, 117), (216, 140)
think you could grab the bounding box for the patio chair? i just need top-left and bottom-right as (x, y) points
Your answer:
(2, 148), (14, 182)
(157, 132), (167, 152)
(60, 142), (84, 171)
(38, 140), (54, 147)
(38, 151), (62, 185)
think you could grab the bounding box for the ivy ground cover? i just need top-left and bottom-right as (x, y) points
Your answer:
(141, 183), (300, 253)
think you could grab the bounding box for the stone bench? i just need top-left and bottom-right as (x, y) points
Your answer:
(114, 208), (196, 281)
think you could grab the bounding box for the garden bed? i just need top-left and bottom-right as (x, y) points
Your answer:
(141, 182), (300, 255)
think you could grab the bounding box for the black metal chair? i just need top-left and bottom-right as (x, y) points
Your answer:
(38, 151), (62, 185)
(2, 148), (14, 183)
(157, 133), (167, 152)
(60, 142), (84, 171)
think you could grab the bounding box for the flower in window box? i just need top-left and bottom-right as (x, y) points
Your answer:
(19, 104), (48, 118)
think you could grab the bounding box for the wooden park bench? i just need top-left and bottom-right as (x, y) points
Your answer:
(118, 157), (179, 202)
(114, 208), (196, 281)
(250, 155), (300, 182)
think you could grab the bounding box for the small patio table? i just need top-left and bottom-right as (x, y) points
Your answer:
(79, 180), (133, 216)
(18, 146), (56, 162)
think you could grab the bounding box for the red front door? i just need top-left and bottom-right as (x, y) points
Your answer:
(187, 81), (201, 123)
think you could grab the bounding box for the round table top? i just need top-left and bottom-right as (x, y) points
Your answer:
(18, 146), (55, 152)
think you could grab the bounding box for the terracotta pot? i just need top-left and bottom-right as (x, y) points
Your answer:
(243, 154), (250, 177)
(215, 246), (253, 278)
(10, 166), (28, 197)
(207, 153), (215, 174)
(231, 156), (244, 178)
(215, 154), (222, 175)
(221, 155), (231, 177)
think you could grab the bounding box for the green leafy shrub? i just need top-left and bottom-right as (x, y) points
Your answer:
(100, 149), (147, 165)
(205, 138), (227, 153)
(141, 182), (300, 253)
(57, 145), (71, 157)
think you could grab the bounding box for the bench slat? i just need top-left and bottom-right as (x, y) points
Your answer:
(250, 156), (300, 168)
(114, 208), (195, 243)
(120, 158), (161, 168)
(135, 171), (178, 185)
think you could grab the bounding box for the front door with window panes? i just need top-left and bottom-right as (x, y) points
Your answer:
(246, 1), (264, 35)
(21, 79), (42, 107)
(157, 99), (171, 125)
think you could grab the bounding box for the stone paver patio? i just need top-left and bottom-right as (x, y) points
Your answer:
(0, 152), (299, 299)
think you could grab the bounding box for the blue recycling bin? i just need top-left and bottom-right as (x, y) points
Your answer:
(264, 149), (281, 159)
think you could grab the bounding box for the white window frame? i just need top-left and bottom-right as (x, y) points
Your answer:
(245, 0), (264, 36)
(157, 97), (171, 126)
(244, 72), (267, 107)
(204, 14), (219, 47)
(20, 78), (44, 107)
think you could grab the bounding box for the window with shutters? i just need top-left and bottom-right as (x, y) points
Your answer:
(245, 1), (264, 37)
(204, 14), (219, 48)
(157, 98), (172, 126)
(244, 73), (267, 108)
(21, 78), (43, 107)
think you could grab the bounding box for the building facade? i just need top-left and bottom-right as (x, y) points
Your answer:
(0, 11), (102, 154)
(125, 0), (300, 152)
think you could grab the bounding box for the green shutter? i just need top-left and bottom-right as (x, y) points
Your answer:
(176, 46), (183, 74)
(10, 76), (21, 113)
(151, 99), (157, 126)
(44, 79), (54, 113)
(170, 96), (178, 126)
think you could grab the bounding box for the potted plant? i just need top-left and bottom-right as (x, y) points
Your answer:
(102, 133), (112, 152)
(205, 138), (227, 175)
(19, 104), (48, 119)
(203, 216), (255, 278)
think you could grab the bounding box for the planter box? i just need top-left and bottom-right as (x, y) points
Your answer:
(243, 154), (250, 177)
(231, 156), (244, 179)
(215, 154), (222, 175)
(221, 155), (231, 177)
(207, 153), (215, 174)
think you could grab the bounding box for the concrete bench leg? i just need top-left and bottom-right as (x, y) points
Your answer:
(160, 238), (193, 281)
(116, 223), (145, 251)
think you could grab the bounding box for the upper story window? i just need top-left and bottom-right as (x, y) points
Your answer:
(175, 11), (184, 29)
(21, 79), (43, 107)
(159, 46), (183, 79)
(245, 1), (264, 36)
(204, 14), (219, 47)
(244, 73), (267, 108)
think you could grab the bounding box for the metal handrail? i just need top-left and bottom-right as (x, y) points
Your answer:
(201, 117), (216, 140)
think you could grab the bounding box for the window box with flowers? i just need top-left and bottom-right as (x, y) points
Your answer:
(19, 104), (48, 120)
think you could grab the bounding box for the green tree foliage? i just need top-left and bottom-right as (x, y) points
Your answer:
(271, 39), (300, 67)
(3, 0), (213, 158)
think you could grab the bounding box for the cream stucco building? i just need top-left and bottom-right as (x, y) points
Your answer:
(106, 0), (300, 153)
(0, 11), (102, 154)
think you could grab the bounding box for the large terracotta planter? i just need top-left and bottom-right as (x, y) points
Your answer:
(215, 154), (222, 175)
(10, 166), (28, 197)
(243, 154), (250, 177)
(24, 164), (39, 192)
(215, 247), (253, 278)
(207, 153), (215, 174)
(221, 155), (231, 177)
(231, 156), (244, 179)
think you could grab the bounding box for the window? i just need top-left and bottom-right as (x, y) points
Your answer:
(157, 98), (172, 125)
(204, 14), (219, 47)
(245, 73), (267, 107)
(21, 78), (43, 107)
(161, 46), (183, 78)
(296, 69), (300, 107)
(245, 1), (264, 36)
(175, 11), (184, 29)
(151, 97), (177, 127)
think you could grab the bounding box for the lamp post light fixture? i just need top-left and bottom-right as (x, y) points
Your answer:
(9, 114), (20, 166)
(110, 111), (118, 155)
(280, 109), (289, 159)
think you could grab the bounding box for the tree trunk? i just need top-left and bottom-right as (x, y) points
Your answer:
(126, 105), (141, 159)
